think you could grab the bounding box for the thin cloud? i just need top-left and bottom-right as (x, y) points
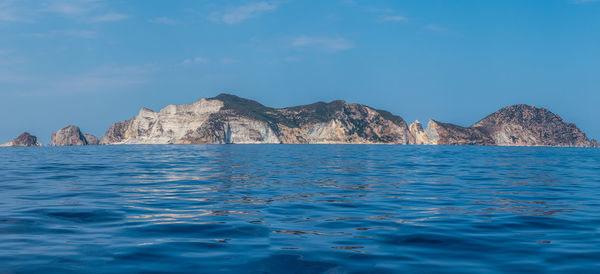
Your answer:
(1, 0), (127, 23)
(150, 17), (177, 25)
(28, 29), (97, 39)
(292, 36), (354, 51)
(210, 2), (277, 24)
(3, 64), (158, 95)
(90, 12), (130, 23)
(181, 57), (208, 65)
(53, 64), (158, 94)
(425, 24), (449, 33)
(0, 0), (33, 22)
(41, 0), (96, 15)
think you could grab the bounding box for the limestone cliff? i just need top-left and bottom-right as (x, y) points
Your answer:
(98, 95), (597, 147)
(51, 125), (99, 146)
(424, 120), (495, 146)
(100, 94), (410, 145)
(0, 132), (42, 147)
(408, 121), (429, 145)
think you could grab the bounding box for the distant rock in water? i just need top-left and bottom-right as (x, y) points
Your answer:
(100, 94), (410, 145)
(99, 94), (597, 147)
(51, 125), (99, 146)
(0, 132), (42, 147)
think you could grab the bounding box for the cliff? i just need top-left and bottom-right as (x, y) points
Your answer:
(0, 132), (42, 147)
(51, 125), (99, 146)
(100, 94), (410, 145)
(98, 95), (596, 147)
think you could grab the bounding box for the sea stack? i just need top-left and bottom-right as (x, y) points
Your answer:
(51, 125), (99, 146)
(0, 132), (42, 147)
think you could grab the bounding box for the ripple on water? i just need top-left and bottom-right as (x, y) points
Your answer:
(0, 145), (599, 272)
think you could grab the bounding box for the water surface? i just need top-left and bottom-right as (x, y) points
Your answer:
(0, 145), (599, 273)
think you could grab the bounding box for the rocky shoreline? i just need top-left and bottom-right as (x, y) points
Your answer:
(2, 94), (598, 147)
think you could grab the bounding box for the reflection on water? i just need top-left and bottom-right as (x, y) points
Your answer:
(0, 145), (599, 273)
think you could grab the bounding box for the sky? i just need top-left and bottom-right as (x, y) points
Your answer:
(1, 0), (599, 144)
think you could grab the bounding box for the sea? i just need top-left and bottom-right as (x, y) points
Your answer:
(0, 145), (598, 273)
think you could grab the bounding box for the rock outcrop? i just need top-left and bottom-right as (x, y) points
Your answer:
(51, 125), (99, 146)
(100, 94), (410, 145)
(413, 104), (597, 147)
(0, 132), (42, 147)
(83, 134), (100, 145)
(408, 120), (429, 145)
(472, 104), (597, 147)
(424, 120), (495, 146)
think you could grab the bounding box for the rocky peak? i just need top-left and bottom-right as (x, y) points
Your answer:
(0, 132), (42, 147)
(51, 125), (99, 146)
(473, 104), (595, 147)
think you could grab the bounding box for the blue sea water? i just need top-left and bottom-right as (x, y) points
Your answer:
(0, 145), (599, 273)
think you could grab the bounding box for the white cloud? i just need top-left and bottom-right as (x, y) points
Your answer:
(28, 29), (97, 39)
(150, 17), (177, 25)
(181, 57), (208, 65)
(89, 12), (130, 23)
(292, 36), (354, 51)
(210, 2), (277, 24)
(41, 0), (96, 15)
(0, 0), (128, 23)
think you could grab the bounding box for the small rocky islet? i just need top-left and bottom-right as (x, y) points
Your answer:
(1, 94), (598, 147)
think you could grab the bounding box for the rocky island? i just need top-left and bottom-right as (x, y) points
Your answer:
(51, 125), (99, 146)
(98, 94), (598, 147)
(0, 132), (42, 147)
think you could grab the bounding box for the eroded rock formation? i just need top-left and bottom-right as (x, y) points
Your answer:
(97, 95), (597, 147)
(414, 105), (597, 147)
(51, 125), (99, 146)
(100, 94), (410, 145)
(0, 132), (42, 147)
(472, 104), (597, 147)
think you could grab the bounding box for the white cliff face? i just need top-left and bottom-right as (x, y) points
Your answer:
(409, 120), (430, 145)
(222, 118), (280, 144)
(424, 120), (440, 145)
(105, 98), (281, 144)
(112, 98), (224, 144)
(306, 120), (349, 144)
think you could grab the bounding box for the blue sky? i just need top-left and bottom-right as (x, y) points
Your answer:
(1, 0), (599, 144)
